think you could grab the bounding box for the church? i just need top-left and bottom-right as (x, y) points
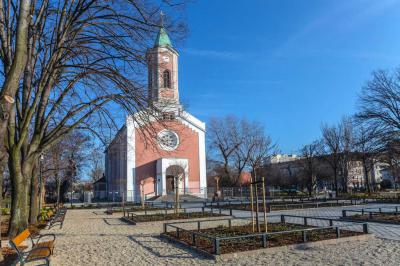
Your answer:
(104, 26), (207, 202)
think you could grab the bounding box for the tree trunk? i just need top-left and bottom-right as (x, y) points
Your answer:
(0, 162), (4, 262)
(307, 172), (313, 197)
(8, 167), (29, 236)
(0, 0), (31, 163)
(362, 159), (371, 194)
(29, 164), (39, 224)
(8, 149), (34, 236)
(56, 175), (61, 208)
(333, 165), (339, 197)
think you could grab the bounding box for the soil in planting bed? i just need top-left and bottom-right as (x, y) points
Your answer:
(165, 222), (363, 254)
(113, 205), (169, 212)
(348, 213), (400, 224)
(127, 211), (227, 222)
(209, 202), (353, 212)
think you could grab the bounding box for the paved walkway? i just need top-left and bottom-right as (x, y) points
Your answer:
(44, 207), (400, 266)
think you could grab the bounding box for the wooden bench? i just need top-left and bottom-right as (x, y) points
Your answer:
(48, 208), (67, 229)
(9, 229), (55, 266)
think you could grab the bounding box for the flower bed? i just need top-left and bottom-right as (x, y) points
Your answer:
(342, 207), (400, 224)
(123, 210), (228, 224)
(161, 215), (369, 256)
(207, 200), (360, 212)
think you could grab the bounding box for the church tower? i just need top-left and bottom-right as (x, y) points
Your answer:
(146, 26), (180, 109)
(104, 19), (207, 203)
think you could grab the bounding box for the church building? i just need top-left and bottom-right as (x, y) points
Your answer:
(104, 26), (207, 202)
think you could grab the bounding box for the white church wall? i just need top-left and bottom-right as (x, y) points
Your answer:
(126, 116), (136, 202)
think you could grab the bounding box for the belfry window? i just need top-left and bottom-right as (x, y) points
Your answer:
(162, 112), (175, 120)
(163, 70), (171, 88)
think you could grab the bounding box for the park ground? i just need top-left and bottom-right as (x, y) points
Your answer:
(43, 204), (400, 266)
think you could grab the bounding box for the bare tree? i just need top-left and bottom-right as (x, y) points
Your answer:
(356, 69), (400, 142)
(338, 117), (354, 193)
(88, 149), (104, 182)
(42, 131), (89, 209)
(299, 140), (322, 196)
(232, 119), (264, 186)
(2, 0), (187, 236)
(0, 0), (31, 174)
(208, 116), (242, 183)
(353, 124), (382, 194)
(321, 123), (342, 195)
(385, 140), (400, 189)
(167, 164), (185, 214)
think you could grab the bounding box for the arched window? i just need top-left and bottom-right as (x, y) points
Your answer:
(163, 70), (171, 88)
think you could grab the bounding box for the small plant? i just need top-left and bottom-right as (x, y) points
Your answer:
(1, 208), (10, 215)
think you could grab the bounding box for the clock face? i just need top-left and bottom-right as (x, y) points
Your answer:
(162, 55), (170, 62)
(157, 130), (179, 151)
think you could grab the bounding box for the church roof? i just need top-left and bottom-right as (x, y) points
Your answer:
(154, 27), (172, 48)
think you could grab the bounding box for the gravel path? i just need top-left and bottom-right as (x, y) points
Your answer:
(47, 209), (400, 266)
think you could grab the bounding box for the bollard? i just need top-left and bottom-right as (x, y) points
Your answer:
(214, 239), (220, 255)
(342, 210), (347, 217)
(197, 221), (201, 231)
(192, 233), (196, 246)
(228, 219), (232, 228)
(329, 219), (333, 226)
(230, 208), (233, 216)
(304, 217), (308, 226)
(262, 234), (267, 248)
(281, 215), (285, 223)
(302, 231), (307, 242)
(163, 223), (167, 233)
(336, 227), (340, 238)
(177, 228), (180, 239)
(363, 223), (369, 234)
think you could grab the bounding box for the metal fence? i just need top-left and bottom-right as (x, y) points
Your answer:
(162, 215), (369, 255)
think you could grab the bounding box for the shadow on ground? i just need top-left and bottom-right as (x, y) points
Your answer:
(127, 234), (212, 260)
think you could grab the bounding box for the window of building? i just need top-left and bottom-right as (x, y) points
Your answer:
(162, 113), (175, 120)
(163, 70), (171, 88)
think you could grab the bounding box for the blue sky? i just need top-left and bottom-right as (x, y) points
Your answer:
(173, 0), (400, 154)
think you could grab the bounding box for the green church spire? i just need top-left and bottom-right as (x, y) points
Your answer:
(154, 27), (172, 47)
(154, 11), (172, 48)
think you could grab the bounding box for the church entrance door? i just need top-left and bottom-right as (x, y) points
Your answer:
(165, 165), (185, 194)
(166, 175), (175, 194)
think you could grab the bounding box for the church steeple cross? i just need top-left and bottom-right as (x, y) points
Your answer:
(160, 11), (165, 27)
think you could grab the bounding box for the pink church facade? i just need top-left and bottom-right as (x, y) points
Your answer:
(105, 26), (207, 202)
